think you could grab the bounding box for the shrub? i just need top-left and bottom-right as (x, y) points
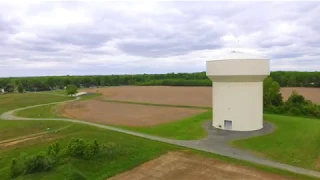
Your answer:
(24, 153), (54, 174)
(281, 91), (320, 118)
(67, 138), (101, 159)
(67, 138), (87, 158)
(47, 141), (61, 157)
(83, 144), (95, 159)
(286, 91), (306, 106)
(92, 139), (100, 154)
(10, 158), (23, 178)
(287, 107), (302, 116)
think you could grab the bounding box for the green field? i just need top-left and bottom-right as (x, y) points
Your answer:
(11, 93), (320, 171)
(16, 104), (64, 118)
(0, 93), (73, 116)
(120, 110), (211, 140)
(16, 93), (102, 119)
(0, 120), (314, 180)
(2, 92), (320, 179)
(232, 114), (320, 170)
(0, 121), (179, 179)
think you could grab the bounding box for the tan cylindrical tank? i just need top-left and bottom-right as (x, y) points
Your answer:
(206, 51), (270, 131)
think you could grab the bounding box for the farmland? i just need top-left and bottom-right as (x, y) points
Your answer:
(1, 92), (314, 179)
(1, 85), (320, 179)
(84, 86), (320, 105)
(59, 99), (206, 126)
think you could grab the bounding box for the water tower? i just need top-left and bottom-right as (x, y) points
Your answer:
(206, 51), (270, 131)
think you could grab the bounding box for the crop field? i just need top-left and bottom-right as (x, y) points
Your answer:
(83, 86), (320, 105)
(110, 151), (294, 180)
(280, 87), (320, 104)
(59, 99), (206, 126)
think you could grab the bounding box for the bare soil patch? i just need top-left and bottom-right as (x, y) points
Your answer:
(109, 151), (295, 180)
(0, 134), (60, 148)
(83, 86), (320, 106)
(60, 100), (205, 126)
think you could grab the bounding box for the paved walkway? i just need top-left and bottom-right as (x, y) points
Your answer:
(1, 98), (320, 179)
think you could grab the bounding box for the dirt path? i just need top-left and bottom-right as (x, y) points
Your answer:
(109, 151), (295, 180)
(2, 98), (320, 178)
(0, 125), (71, 148)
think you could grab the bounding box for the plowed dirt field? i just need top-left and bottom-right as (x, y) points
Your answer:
(83, 86), (320, 106)
(60, 100), (205, 126)
(108, 151), (295, 180)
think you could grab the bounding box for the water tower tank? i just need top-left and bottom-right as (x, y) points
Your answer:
(206, 51), (270, 131)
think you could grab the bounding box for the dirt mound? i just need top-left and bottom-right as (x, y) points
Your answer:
(60, 100), (205, 126)
(109, 151), (295, 180)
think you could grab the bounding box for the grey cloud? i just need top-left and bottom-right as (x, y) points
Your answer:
(48, 33), (113, 48)
(0, 1), (319, 77)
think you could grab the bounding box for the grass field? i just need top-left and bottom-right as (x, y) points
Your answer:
(1, 93), (316, 179)
(18, 97), (320, 171)
(0, 120), (315, 180)
(11, 92), (320, 171)
(3, 90), (320, 179)
(1, 92), (320, 179)
(0, 93), (73, 115)
(16, 104), (64, 118)
(119, 110), (212, 140)
(0, 121), (179, 179)
(232, 114), (320, 171)
(16, 93), (102, 119)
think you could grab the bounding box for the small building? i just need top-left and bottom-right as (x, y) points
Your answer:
(206, 51), (270, 131)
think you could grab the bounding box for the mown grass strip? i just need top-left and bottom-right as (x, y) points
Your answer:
(102, 99), (211, 109)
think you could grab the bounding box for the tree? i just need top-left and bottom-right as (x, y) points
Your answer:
(5, 83), (15, 93)
(263, 77), (283, 107)
(65, 84), (78, 96)
(17, 83), (24, 93)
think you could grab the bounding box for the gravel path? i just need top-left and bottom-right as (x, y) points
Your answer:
(1, 98), (320, 178)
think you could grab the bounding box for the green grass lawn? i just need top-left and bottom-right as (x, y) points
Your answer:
(0, 93), (73, 116)
(0, 120), (315, 180)
(0, 120), (71, 141)
(102, 99), (210, 109)
(120, 110), (212, 140)
(0, 121), (179, 179)
(40, 90), (67, 96)
(16, 93), (102, 119)
(232, 114), (320, 171)
(16, 104), (64, 118)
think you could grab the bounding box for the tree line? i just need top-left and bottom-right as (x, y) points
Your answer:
(0, 71), (319, 92)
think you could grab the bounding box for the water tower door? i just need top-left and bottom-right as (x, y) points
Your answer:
(224, 120), (232, 130)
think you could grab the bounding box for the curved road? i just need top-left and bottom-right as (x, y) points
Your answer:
(1, 97), (320, 179)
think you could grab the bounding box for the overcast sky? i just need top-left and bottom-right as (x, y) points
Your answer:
(0, 1), (319, 77)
